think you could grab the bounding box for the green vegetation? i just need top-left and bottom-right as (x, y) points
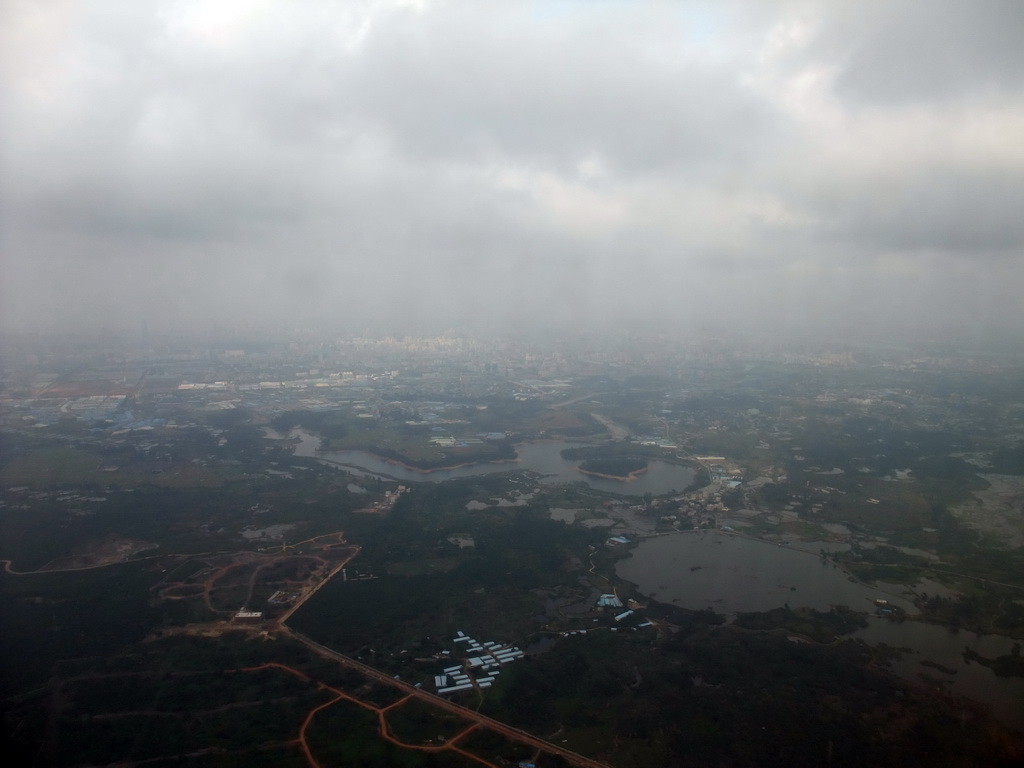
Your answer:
(481, 625), (1016, 768)
(990, 440), (1024, 474)
(0, 445), (102, 485)
(5, 633), (327, 766)
(455, 728), (543, 766)
(275, 408), (518, 469)
(271, 409), (352, 440)
(0, 561), (165, 692)
(561, 442), (667, 464)
(578, 456), (647, 478)
(50, 679), (323, 765)
(0, 440), (369, 570)
(0, 443), (232, 489)
(288, 501), (584, 661)
(384, 698), (472, 744)
(306, 698), (475, 767)
(5, 353), (1024, 765)
(915, 588), (1024, 638)
(733, 605), (868, 643)
(963, 645), (1024, 677)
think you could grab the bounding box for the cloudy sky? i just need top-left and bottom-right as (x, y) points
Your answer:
(2, 0), (1023, 343)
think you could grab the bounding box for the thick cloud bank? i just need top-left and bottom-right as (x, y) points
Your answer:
(2, 0), (1022, 342)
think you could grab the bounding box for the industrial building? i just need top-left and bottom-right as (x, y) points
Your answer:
(434, 631), (524, 694)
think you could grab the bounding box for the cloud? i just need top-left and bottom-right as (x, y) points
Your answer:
(1, 0), (1022, 342)
(819, 0), (1024, 105)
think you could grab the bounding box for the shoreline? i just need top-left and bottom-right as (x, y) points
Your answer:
(294, 431), (695, 492)
(315, 446), (521, 475)
(625, 528), (922, 615)
(312, 435), (599, 475)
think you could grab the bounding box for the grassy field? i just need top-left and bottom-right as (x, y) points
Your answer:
(0, 446), (102, 485)
(0, 445), (231, 488)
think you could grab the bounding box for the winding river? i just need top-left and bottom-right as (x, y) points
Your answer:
(284, 429), (696, 496)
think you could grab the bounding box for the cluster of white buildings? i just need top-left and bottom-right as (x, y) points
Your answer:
(433, 631), (524, 695)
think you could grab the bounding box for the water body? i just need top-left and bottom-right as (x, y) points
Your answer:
(617, 531), (1024, 731)
(616, 532), (915, 614)
(287, 429), (695, 496)
(852, 619), (1024, 731)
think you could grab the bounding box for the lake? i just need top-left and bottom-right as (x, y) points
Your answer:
(617, 531), (1024, 731)
(616, 531), (916, 614)
(853, 619), (1024, 731)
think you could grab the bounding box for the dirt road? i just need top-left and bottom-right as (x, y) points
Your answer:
(282, 628), (610, 768)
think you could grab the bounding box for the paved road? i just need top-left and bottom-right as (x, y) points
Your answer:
(276, 546), (359, 625)
(282, 628), (610, 768)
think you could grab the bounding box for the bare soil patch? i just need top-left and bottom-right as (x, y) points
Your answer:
(40, 536), (157, 570)
(952, 474), (1024, 548)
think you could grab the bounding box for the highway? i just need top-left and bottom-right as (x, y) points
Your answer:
(281, 626), (611, 768)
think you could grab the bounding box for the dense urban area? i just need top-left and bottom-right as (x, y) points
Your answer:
(2, 330), (1024, 767)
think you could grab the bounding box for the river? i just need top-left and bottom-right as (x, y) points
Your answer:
(616, 531), (1024, 730)
(283, 429), (695, 496)
(274, 426), (1023, 729)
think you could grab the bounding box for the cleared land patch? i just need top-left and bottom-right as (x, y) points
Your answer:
(953, 474), (1024, 548)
